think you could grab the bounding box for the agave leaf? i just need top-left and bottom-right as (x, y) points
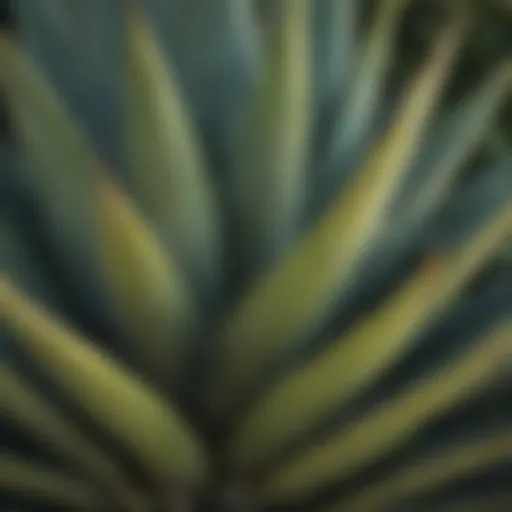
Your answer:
(319, 0), (409, 201)
(326, 430), (512, 512)
(228, 203), (512, 471)
(0, 35), (196, 378)
(124, 5), (223, 295)
(0, 452), (99, 510)
(1, 280), (208, 487)
(229, 0), (311, 273)
(94, 173), (198, 385)
(140, 0), (261, 146)
(350, 154), (512, 311)
(313, 0), (358, 116)
(11, 0), (122, 165)
(0, 34), (110, 319)
(394, 60), (512, 236)
(360, 275), (512, 410)
(259, 321), (512, 503)
(1, 368), (129, 493)
(208, 20), (464, 419)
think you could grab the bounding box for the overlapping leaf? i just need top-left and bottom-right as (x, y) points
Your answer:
(209, 20), (464, 419)
(124, 5), (222, 295)
(259, 321), (512, 503)
(325, 430), (512, 511)
(1, 280), (208, 487)
(0, 35), (198, 383)
(228, 203), (512, 471)
(1, 368), (145, 509)
(11, 0), (122, 165)
(228, 0), (311, 273)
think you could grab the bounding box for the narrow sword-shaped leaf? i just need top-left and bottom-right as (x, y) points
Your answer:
(1, 368), (132, 496)
(228, 0), (311, 273)
(124, 5), (223, 295)
(94, 173), (197, 385)
(140, 0), (261, 147)
(208, 20), (464, 419)
(313, 0), (358, 117)
(325, 431), (512, 511)
(356, 153), (512, 304)
(0, 34), (102, 305)
(11, 0), (122, 164)
(0, 453), (100, 510)
(394, 60), (512, 240)
(0, 35), (196, 382)
(259, 321), (512, 503)
(228, 204), (512, 470)
(319, 0), (409, 200)
(1, 280), (208, 487)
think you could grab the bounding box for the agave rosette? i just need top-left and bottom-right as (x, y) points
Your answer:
(1, 1), (511, 511)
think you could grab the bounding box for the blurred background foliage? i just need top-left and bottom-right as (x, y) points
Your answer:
(0, 0), (511, 151)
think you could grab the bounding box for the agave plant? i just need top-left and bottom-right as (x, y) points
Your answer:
(1, 0), (511, 511)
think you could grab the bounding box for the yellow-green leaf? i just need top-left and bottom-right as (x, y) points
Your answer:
(94, 172), (197, 385)
(229, 0), (311, 273)
(208, 19), (464, 420)
(228, 204), (512, 470)
(259, 321), (511, 503)
(1, 279), (208, 487)
(124, 5), (222, 294)
(0, 34), (99, 294)
(325, 431), (512, 512)
(326, 0), (409, 181)
(398, 60), (512, 231)
(1, 368), (128, 491)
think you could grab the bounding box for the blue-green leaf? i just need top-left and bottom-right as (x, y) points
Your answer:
(11, 0), (122, 165)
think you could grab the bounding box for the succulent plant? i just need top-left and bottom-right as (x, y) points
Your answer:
(1, 1), (511, 511)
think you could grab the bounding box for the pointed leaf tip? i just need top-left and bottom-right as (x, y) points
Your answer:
(124, 3), (222, 295)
